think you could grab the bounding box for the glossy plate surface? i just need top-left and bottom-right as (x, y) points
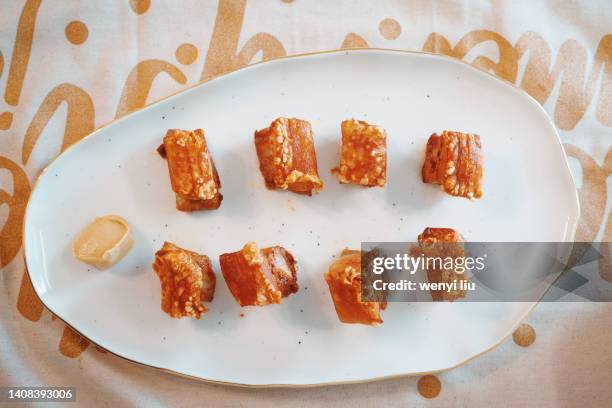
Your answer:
(24, 50), (579, 386)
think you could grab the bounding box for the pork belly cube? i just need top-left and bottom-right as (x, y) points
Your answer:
(219, 242), (299, 306)
(152, 242), (216, 319)
(324, 249), (387, 325)
(254, 117), (323, 196)
(417, 227), (469, 302)
(336, 119), (387, 187)
(422, 131), (483, 199)
(159, 129), (223, 211)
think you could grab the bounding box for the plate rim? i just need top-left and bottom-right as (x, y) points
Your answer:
(22, 48), (581, 387)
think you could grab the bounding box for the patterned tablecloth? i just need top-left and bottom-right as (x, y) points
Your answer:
(1, 1), (611, 406)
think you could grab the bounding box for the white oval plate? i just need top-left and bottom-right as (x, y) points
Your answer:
(24, 49), (579, 387)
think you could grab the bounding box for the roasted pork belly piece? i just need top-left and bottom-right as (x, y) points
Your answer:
(335, 119), (387, 187)
(219, 242), (299, 306)
(324, 249), (386, 325)
(422, 131), (483, 199)
(152, 242), (216, 319)
(254, 117), (323, 196)
(158, 129), (223, 211)
(417, 227), (469, 302)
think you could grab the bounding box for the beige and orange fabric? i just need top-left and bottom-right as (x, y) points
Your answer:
(1, 1), (610, 405)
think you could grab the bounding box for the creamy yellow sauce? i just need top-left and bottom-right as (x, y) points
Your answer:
(72, 215), (133, 269)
